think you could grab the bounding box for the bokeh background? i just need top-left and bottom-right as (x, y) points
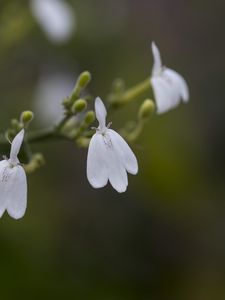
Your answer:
(0, 0), (225, 299)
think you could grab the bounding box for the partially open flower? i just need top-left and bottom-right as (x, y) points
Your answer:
(0, 130), (27, 219)
(150, 42), (189, 114)
(87, 97), (138, 193)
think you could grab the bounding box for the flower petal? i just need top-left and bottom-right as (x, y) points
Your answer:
(95, 97), (107, 129)
(6, 166), (27, 220)
(151, 42), (189, 114)
(30, 0), (76, 44)
(87, 131), (128, 193)
(0, 160), (10, 218)
(151, 42), (162, 77)
(151, 66), (190, 114)
(108, 129), (138, 175)
(9, 129), (24, 165)
(151, 77), (177, 114)
(163, 68), (189, 102)
(87, 133), (108, 188)
(107, 157), (128, 193)
(103, 133), (128, 193)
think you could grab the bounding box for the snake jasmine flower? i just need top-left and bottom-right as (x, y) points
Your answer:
(151, 42), (189, 114)
(0, 129), (27, 219)
(87, 97), (138, 193)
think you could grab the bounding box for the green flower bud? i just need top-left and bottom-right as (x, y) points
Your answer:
(34, 153), (45, 166)
(63, 97), (71, 109)
(69, 71), (92, 106)
(138, 99), (155, 120)
(20, 111), (34, 124)
(84, 111), (95, 125)
(72, 99), (87, 113)
(76, 137), (91, 148)
(111, 78), (125, 94)
(77, 71), (91, 88)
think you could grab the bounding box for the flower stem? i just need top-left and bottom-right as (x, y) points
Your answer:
(26, 114), (73, 144)
(27, 128), (56, 143)
(109, 77), (151, 106)
(55, 114), (71, 132)
(0, 77), (151, 149)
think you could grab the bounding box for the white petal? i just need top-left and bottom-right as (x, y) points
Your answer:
(163, 68), (189, 102)
(6, 166), (27, 220)
(0, 160), (10, 217)
(105, 132), (128, 193)
(108, 129), (138, 175)
(151, 42), (162, 76)
(95, 97), (107, 129)
(87, 131), (128, 193)
(151, 67), (189, 114)
(9, 129), (24, 165)
(87, 133), (108, 188)
(30, 0), (76, 44)
(151, 77), (177, 114)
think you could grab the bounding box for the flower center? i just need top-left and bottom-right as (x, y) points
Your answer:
(93, 121), (112, 136)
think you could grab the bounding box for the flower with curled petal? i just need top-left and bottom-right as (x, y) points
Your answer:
(151, 42), (189, 114)
(0, 130), (27, 219)
(87, 97), (138, 193)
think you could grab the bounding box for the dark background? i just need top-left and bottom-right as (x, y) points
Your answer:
(0, 0), (225, 299)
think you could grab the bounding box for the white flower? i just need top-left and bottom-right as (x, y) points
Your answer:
(0, 130), (27, 219)
(87, 97), (138, 193)
(150, 42), (189, 114)
(30, 0), (76, 44)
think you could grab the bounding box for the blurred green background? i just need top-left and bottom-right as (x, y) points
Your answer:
(0, 0), (225, 299)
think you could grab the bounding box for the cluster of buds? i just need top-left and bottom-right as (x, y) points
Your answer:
(0, 42), (189, 219)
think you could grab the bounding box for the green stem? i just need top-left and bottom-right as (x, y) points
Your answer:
(0, 127), (65, 148)
(27, 115), (72, 144)
(0, 77), (151, 149)
(109, 77), (151, 106)
(56, 115), (71, 132)
(27, 128), (56, 143)
(121, 121), (144, 143)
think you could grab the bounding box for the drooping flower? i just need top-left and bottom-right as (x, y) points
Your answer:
(30, 0), (76, 44)
(150, 42), (189, 114)
(0, 130), (27, 219)
(87, 97), (138, 193)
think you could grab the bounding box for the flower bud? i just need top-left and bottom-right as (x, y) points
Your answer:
(72, 99), (87, 113)
(77, 71), (91, 88)
(20, 111), (34, 124)
(138, 99), (155, 120)
(84, 111), (95, 125)
(69, 71), (92, 106)
(111, 78), (125, 94)
(76, 137), (90, 148)
(63, 97), (71, 109)
(34, 153), (45, 166)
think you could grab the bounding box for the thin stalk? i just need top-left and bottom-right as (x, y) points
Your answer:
(109, 77), (151, 106)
